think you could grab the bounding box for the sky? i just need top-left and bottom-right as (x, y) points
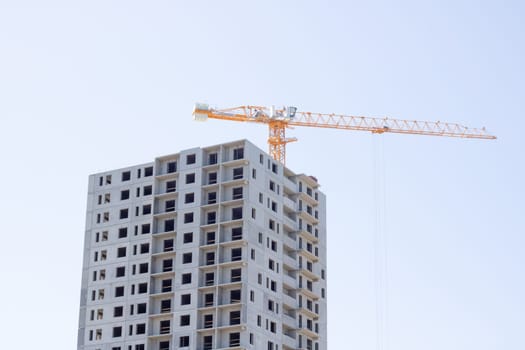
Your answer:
(0, 1), (523, 349)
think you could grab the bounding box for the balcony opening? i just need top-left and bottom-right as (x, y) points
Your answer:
(206, 251), (215, 265)
(230, 289), (241, 303)
(233, 147), (244, 160)
(164, 219), (175, 232)
(163, 259), (173, 272)
(167, 161), (177, 173)
(232, 227), (243, 240)
(206, 231), (216, 245)
(207, 191), (217, 204)
(231, 207), (243, 220)
(205, 272), (214, 286)
(160, 320), (170, 334)
(204, 293), (214, 307)
(208, 172), (217, 185)
(208, 153), (218, 165)
(231, 247), (242, 261)
(165, 200), (176, 212)
(161, 279), (172, 293)
(203, 335), (213, 350)
(163, 239), (174, 252)
(229, 310), (241, 325)
(232, 187), (243, 200)
(166, 180), (176, 193)
(161, 299), (171, 313)
(233, 167), (243, 180)
(230, 268), (241, 282)
(229, 332), (240, 347)
(207, 212), (216, 225)
(204, 314), (213, 328)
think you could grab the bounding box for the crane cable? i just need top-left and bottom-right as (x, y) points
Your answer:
(373, 134), (389, 350)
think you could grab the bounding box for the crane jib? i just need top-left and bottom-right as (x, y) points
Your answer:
(192, 102), (496, 164)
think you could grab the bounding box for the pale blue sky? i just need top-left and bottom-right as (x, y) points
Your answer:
(0, 1), (523, 349)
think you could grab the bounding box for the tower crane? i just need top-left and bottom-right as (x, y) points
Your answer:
(193, 103), (496, 164)
(193, 102), (495, 350)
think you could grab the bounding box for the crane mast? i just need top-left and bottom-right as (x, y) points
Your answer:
(193, 103), (496, 164)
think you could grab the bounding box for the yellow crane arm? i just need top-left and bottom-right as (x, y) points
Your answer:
(193, 103), (496, 164)
(289, 110), (495, 139)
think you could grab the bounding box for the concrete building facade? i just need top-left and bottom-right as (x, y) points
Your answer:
(78, 140), (327, 350)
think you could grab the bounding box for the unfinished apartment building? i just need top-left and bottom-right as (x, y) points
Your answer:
(78, 140), (327, 350)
